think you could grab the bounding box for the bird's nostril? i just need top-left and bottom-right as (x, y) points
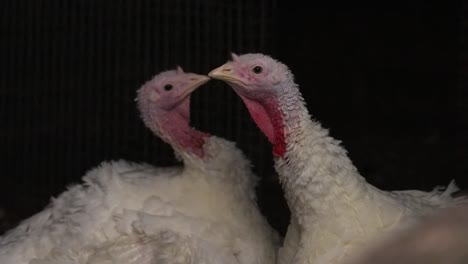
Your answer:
(189, 77), (198, 81)
(222, 68), (232, 72)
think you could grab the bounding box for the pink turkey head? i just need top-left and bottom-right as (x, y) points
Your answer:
(208, 53), (289, 100)
(137, 67), (210, 157)
(138, 66), (209, 111)
(209, 53), (294, 157)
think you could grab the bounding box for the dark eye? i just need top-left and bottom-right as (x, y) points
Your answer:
(164, 84), (173, 91)
(252, 66), (263, 74)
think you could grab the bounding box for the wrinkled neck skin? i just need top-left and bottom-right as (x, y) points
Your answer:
(163, 116), (208, 162)
(267, 82), (369, 223)
(147, 105), (257, 201)
(149, 101), (252, 187)
(149, 100), (208, 163)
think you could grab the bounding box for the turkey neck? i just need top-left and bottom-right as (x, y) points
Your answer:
(164, 114), (207, 159)
(154, 100), (208, 159)
(272, 84), (369, 220)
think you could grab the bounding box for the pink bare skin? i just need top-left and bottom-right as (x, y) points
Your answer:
(208, 53), (288, 158)
(137, 66), (210, 157)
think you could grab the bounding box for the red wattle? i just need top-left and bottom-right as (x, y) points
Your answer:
(240, 96), (286, 158)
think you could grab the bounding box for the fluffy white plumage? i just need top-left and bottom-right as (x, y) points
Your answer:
(0, 68), (279, 264)
(209, 53), (466, 264)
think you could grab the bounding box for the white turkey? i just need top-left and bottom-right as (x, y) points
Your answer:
(0, 67), (279, 264)
(209, 53), (466, 264)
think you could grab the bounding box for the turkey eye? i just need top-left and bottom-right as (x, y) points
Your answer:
(164, 84), (173, 91)
(252, 66), (263, 74)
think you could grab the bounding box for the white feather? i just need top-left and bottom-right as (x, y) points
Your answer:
(0, 139), (278, 264)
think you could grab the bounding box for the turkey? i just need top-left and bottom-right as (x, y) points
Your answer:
(0, 67), (279, 264)
(209, 53), (465, 264)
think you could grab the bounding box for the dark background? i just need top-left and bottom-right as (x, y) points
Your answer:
(1, 1), (466, 236)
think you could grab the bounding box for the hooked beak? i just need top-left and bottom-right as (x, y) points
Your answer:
(208, 64), (246, 87)
(180, 74), (210, 98)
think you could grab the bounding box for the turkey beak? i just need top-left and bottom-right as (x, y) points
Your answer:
(208, 65), (231, 79)
(181, 74), (210, 98)
(208, 64), (244, 86)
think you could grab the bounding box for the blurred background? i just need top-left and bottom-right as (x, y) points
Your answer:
(1, 1), (466, 236)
